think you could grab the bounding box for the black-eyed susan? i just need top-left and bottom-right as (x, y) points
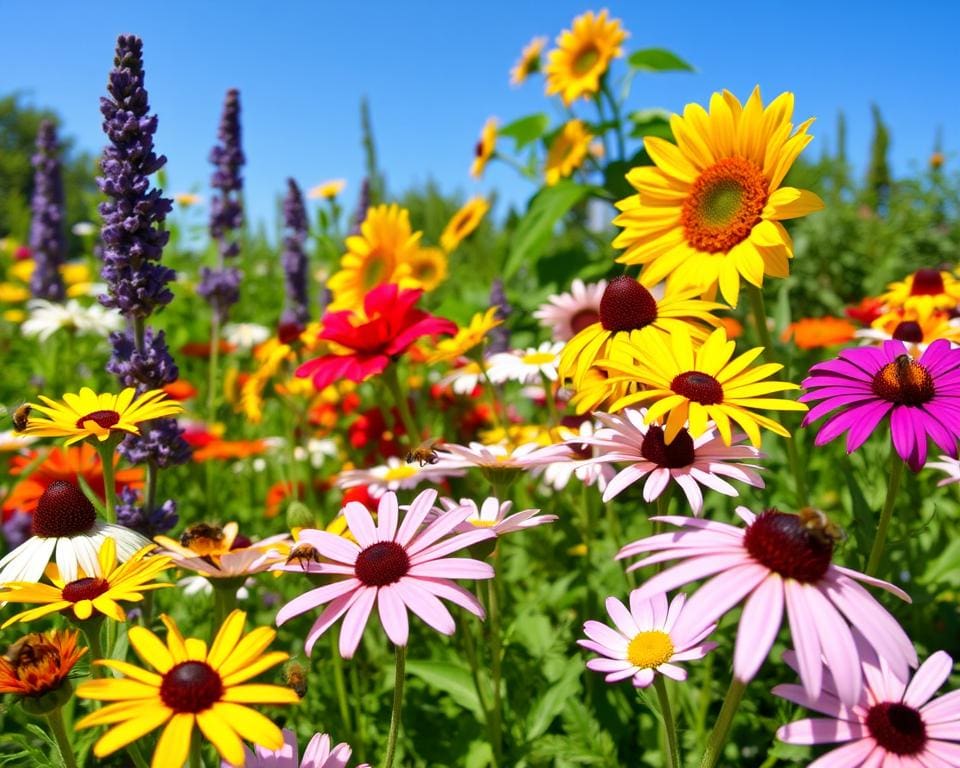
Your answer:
(0, 539), (172, 627)
(544, 10), (627, 106)
(613, 88), (824, 307)
(510, 36), (547, 86)
(544, 120), (593, 186)
(404, 246), (448, 292)
(598, 326), (807, 446)
(440, 197), (490, 253)
(308, 179), (347, 200)
(22, 387), (183, 446)
(878, 268), (960, 320)
(471, 118), (498, 179)
(75, 609), (299, 768)
(425, 307), (502, 364)
(856, 308), (960, 350)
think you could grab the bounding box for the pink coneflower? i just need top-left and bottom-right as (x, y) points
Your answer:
(775, 633), (960, 767)
(800, 339), (960, 471)
(579, 591), (716, 688)
(619, 507), (917, 705)
(222, 728), (370, 768)
(435, 441), (568, 471)
(433, 496), (557, 537)
(538, 419), (615, 492)
(533, 278), (607, 342)
(336, 456), (463, 499)
(275, 489), (494, 658)
(577, 408), (765, 514)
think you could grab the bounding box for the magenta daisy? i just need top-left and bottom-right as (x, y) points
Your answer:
(579, 591), (716, 688)
(533, 278), (608, 342)
(577, 408), (765, 514)
(222, 728), (370, 768)
(275, 489), (495, 658)
(800, 339), (960, 471)
(433, 496), (557, 537)
(775, 633), (960, 767)
(618, 506), (917, 705)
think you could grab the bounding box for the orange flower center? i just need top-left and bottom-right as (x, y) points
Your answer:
(6, 635), (61, 675)
(160, 661), (224, 713)
(871, 355), (934, 406)
(75, 410), (120, 430)
(670, 371), (724, 405)
(681, 157), (768, 253)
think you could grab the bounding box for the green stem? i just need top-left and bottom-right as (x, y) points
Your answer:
(207, 314), (222, 424)
(46, 708), (79, 768)
(127, 742), (150, 768)
(475, 356), (505, 433)
(94, 442), (118, 525)
(653, 676), (680, 768)
(80, 618), (106, 677)
(461, 618), (499, 768)
(383, 644), (407, 768)
(492, 151), (537, 181)
(212, 581), (239, 635)
(866, 456), (905, 576)
(699, 677), (747, 768)
(601, 79), (626, 160)
(330, 632), (354, 742)
(382, 364), (420, 448)
(540, 371), (559, 426)
(144, 461), (159, 523)
(349, 661), (366, 759)
(487, 549), (504, 766)
(189, 727), (203, 768)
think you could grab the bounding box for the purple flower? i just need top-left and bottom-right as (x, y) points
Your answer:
(349, 177), (370, 236)
(115, 486), (178, 536)
(281, 178), (310, 326)
(208, 88), (245, 259)
(196, 265), (242, 324)
(488, 278), (511, 354)
(119, 418), (192, 469)
(106, 327), (179, 390)
(28, 120), (67, 301)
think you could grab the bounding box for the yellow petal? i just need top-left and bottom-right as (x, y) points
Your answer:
(77, 677), (160, 701)
(197, 708), (246, 766)
(764, 187), (824, 220)
(95, 660), (163, 686)
(221, 683), (301, 704)
(151, 714), (194, 768)
(221, 651), (290, 687)
(212, 702), (285, 752)
(208, 610), (247, 670)
(185, 638), (208, 662)
(129, 625), (175, 672)
(93, 707), (171, 757)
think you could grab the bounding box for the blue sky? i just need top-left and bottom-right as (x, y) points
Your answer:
(3, 1), (958, 228)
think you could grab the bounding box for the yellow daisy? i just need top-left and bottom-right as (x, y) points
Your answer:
(568, 367), (641, 416)
(598, 326), (807, 447)
(0, 539), (172, 627)
(858, 309), (960, 348)
(471, 118), (498, 179)
(0, 282), (29, 303)
(174, 192), (201, 207)
(441, 197), (490, 253)
(308, 179), (347, 200)
(76, 609), (298, 768)
(878, 268), (960, 320)
(613, 87), (824, 307)
(544, 9), (627, 106)
(23, 387), (183, 446)
(426, 307), (502, 364)
(327, 203), (419, 310)
(403, 246), (448, 292)
(510, 36), (547, 86)
(545, 120), (594, 186)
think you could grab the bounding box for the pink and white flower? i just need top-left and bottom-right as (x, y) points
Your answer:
(533, 278), (607, 342)
(336, 456), (464, 498)
(433, 496), (557, 537)
(926, 455), (960, 487)
(435, 441), (568, 471)
(537, 419), (615, 492)
(222, 728), (370, 768)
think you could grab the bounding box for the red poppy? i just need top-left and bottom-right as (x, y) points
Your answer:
(296, 284), (456, 390)
(845, 296), (885, 325)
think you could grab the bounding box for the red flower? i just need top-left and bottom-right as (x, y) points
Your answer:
(296, 284), (456, 390)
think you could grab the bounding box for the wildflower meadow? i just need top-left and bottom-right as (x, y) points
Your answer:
(2, 8), (960, 768)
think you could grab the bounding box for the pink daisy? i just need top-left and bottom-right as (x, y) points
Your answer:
(533, 278), (608, 342)
(577, 408), (765, 514)
(776, 633), (960, 767)
(433, 496), (557, 537)
(579, 591), (716, 688)
(222, 728), (370, 768)
(275, 489), (495, 658)
(619, 506), (917, 705)
(537, 419), (615, 492)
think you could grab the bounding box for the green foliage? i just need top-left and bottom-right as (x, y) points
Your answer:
(627, 48), (695, 73)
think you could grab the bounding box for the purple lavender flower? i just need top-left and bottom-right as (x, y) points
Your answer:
(208, 88), (245, 259)
(115, 486), (178, 536)
(281, 178), (310, 327)
(349, 177), (370, 236)
(1, 511), (33, 550)
(28, 120), (67, 301)
(197, 265), (242, 325)
(488, 278), (512, 354)
(106, 327), (179, 389)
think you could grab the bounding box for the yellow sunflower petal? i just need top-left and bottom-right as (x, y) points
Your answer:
(92, 707), (171, 757)
(763, 187), (824, 220)
(77, 677), (160, 701)
(212, 702), (285, 752)
(129, 625), (175, 672)
(221, 651), (291, 687)
(95, 659), (164, 686)
(221, 683), (301, 704)
(151, 713), (194, 768)
(197, 708), (246, 767)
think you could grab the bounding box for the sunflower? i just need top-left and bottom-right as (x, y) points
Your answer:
(613, 87), (824, 307)
(426, 307), (502, 364)
(441, 197), (490, 253)
(23, 387), (183, 446)
(510, 36), (547, 86)
(598, 326), (806, 446)
(544, 10), (627, 106)
(544, 120), (593, 186)
(471, 118), (498, 179)
(75, 610), (299, 768)
(327, 204), (420, 310)
(0, 539), (172, 627)
(403, 247), (448, 292)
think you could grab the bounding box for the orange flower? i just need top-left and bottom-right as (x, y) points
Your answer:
(266, 481), (302, 519)
(719, 316), (744, 340)
(845, 296), (886, 326)
(192, 438), (269, 462)
(162, 379), (197, 401)
(0, 629), (86, 698)
(782, 316), (856, 350)
(180, 340), (236, 358)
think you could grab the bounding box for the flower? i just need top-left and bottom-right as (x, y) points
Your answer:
(618, 506), (917, 705)
(223, 729), (370, 768)
(782, 316), (857, 350)
(578, 408), (765, 514)
(275, 489), (495, 657)
(175, 192), (201, 206)
(510, 36), (547, 86)
(470, 118), (497, 179)
(537, 419), (616, 491)
(878, 268), (960, 320)
(28, 120), (67, 301)
(75, 609), (299, 768)
(487, 341), (565, 384)
(0, 539), (172, 626)
(309, 179), (347, 199)
(20, 298), (123, 341)
(0, 480), (151, 584)
(0, 629), (85, 698)
(613, 87), (824, 307)
(544, 120), (593, 186)
(440, 197), (489, 253)
(405, 247), (448, 292)
(800, 339), (960, 471)
(855, 309), (960, 350)
(281, 178), (311, 326)
(154, 522), (290, 579)
(223, 322), (272, 350)
(775, 636), (960, 767)
(433, 496), (556, 537)
(544, 10), (627, 106)
(434, 440), (569, 472)
(192, 438), (269, 463)
(22, 387), (183, 446)
(208, 88), (245, 261)
(579, 591), (716, 688)
(337, 456), (464, 499)
(534, 278), (607, 342)
(296, 284), (456, 390)
(927, 455), (960, 486)
(425, 307), (501, 364)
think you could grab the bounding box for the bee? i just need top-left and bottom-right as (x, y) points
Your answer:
(406, 437), (443, 467)
(283, 660), (308, 698)
(4, 634), (58, 668)
(798, 507), (845, 546)
(179, 523), (225, 554)
(286, 543), (321, 571)
(11, 404), (31, 433)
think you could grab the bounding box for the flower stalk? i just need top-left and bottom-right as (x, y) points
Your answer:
(699, 677), (747, 768)
(46, 707), (79, 768)
(865, 455), (905, 576)
(384, 644), (407, 768)
(653, 676), (680, 768)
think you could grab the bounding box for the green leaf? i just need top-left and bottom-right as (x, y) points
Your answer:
(498, 114), (550, 151)
(628, 48), (695, 73)
(524, 659), (582, 741)
(405, 659), (484, 719)
(627, 108), (674, 141)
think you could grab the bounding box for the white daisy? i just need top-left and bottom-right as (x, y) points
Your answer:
(437, 360), (483, 395)
(433, 496), (557, 537)
(534, 278), (607, 342)
(223, 322), (272, 350)
(486, 341), (565, 384)
(337, 456), (465, 498)
(20, 298), (123, 342)
(538, 420), (616, 491)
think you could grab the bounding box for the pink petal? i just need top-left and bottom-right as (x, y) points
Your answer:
(903, 652), (954, 708)
(276, 578), (361, 626)
(377, 584), (409, 647)
(410, 529), (495, 564)
(785, 582), (823, 700)
(832, 565), (911, 602)
(924, 741), (960, 764)
(344, 502), (378, 548)
(606, 596), (640, 637)
(302, 732), (331, 764)
(670, 564), (770, 638)
(396, 489), (438, 547)
(602, 465), (651, 501)
(921, 689), (960, 724)
(632, 668), (656, 687)
(298, 530), (361, 564)
(776, 717), (868, 745)
(408, 500), (471, 556)
(583, 620), (629, 650)
(642, 468), (671, 502)
(806, 585), (862, 706)
(377, 493), (399, 541)
(733, 574), (784, 683)
(926, 723), (960, 740)
(407, 558), (494, 580)
(656, 664), (686, 682)
(339, 586), (377, 658)
(413, 577), (485, 618)
(586, 658), (634, 674)
(305, 589), (362, 655)
(672, 472), (704, 514)
(771, 683), (851, 720)
(395, 580), (456, 635)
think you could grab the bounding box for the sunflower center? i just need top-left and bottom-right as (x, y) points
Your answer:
(31, 480), (97, 538)
(670, 371), (724, 405)
(891, 321), (923, 344)
(61, 577), (111, 603)
(640, 425), (696, 468)
(362, 253), (388, 290)
(626, 630), (674, 669)
(681, 157), (768, 253)
(572, 44), (601, 75)
(474, 140), (485, 158)
(910, 269), (945, 296)
(570, 308), (600, 334)
(75, 410), (120, 430)
(743, 510), (834, 582)
(355, 541), (410, 587)
(599, 277), (658, 332)
(865, 702), (927, 756)
(159, 661), (224, 713)
(871, 355), (935, 406)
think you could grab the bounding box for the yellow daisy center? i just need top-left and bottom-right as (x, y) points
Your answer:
(671, 371), (724, 405)
(383, 464), (418, 481)
(626, 630), (674, 669)
(470, 520), (497, 528)
(572, 44), (601, 75)
(75, 410), (120, 430)
(681, 157), (768, 253)
(160, 661), (223, 713)
(871, 355), (935, 406)
(522, 351), (556, 366)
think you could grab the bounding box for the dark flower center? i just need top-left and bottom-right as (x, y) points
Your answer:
(61, 578), (111, 603)
(573, 44), (601, 75)
(277, 321), (304, 345)
(670, 371), (724, 405)
(74, 410), (120, 430)
(474, 140), (485, 158)
(910, 269), (945, 296)
(599, 277), (658, 332)
(640, 425), (696, 468)
(570, 308), (601, 335)
(5, 635), (60, 672)
(159, 661), (224, 713)
(891, 321), (923, 344)
(743, 510), (834, 582)
(871, 355), (935, 406)
(355, 541), (410, 587)
(31, 481), (96, 538)
(865, 702), (927, 755)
